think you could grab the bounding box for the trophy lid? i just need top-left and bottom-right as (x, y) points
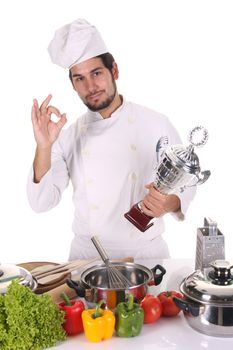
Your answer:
(165, 126), (208, 174)
(166, 144), (200, 174)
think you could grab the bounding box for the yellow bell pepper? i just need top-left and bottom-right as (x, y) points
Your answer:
(82, 300), (115, 342)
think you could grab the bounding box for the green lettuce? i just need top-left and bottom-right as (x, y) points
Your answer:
(0, 280), (66, 350)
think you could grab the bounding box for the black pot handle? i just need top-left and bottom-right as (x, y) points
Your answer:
(173, 296), (201, 317)
(66, 278), (86, 298)
(151, 264), (166, 285)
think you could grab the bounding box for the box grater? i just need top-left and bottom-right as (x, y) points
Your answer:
(195, 217), (225, 271)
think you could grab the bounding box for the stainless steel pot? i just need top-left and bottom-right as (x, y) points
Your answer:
(67, 262), (166, 309)
(173, 260), (233, 337)
(0, 263), (37, 294)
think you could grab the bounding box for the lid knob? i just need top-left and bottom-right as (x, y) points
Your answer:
(208, 260), (233, 285)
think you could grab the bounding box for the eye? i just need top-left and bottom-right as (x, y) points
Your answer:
(93, 70), (101, 77)
(75, 76), (83, 82)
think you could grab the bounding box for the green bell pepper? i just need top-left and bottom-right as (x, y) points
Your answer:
(115, 294), (144, 337)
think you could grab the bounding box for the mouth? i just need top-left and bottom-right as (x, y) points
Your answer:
(87, 91), (104, 101)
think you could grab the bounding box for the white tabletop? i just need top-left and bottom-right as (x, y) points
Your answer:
(47, 259), (233, 350)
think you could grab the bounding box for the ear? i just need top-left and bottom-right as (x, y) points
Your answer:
(112, 62), (119, 80)
(69, 70), (76, 89)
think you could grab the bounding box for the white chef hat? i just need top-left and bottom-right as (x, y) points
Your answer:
(48, 18), (108, 69)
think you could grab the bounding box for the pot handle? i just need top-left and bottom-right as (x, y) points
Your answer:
(173, 297), (202, 317)
(149, 264), (166, 286)
(66, 278), (86, 298)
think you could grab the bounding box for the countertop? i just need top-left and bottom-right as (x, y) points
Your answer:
(46, 258), (233, 350)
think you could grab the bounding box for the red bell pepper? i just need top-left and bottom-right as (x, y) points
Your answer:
(59, 292), (85, 335)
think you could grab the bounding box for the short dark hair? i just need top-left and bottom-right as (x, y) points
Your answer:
(96, 52), (115, 71)
(69, 52), (115, 83)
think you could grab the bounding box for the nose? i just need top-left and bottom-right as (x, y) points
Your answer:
(86, 77), (97, 94)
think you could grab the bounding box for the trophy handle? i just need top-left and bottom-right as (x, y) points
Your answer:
(180, 170), (211, 192)
(155, 136), (169, 165)
(195, 170), (211, 186)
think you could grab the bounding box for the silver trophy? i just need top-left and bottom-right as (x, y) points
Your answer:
(195, 217), (225, 271)
(125, 126), (211, 231)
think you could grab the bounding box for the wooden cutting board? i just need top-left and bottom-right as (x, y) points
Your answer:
(18, 261), (71, 294)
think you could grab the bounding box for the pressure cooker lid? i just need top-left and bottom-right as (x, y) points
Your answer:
(0, 264), (35, 294)
(180, 260), (233, 305)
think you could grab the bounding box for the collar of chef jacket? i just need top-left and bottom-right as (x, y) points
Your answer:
(85, 95), (126, 123)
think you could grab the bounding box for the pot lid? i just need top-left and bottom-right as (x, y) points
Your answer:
(0, 264), (35, 294)
(180, 260), (233, 305)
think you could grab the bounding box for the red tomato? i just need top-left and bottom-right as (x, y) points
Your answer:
(157, 291), (183, 317)
(140, 294), (162, 324)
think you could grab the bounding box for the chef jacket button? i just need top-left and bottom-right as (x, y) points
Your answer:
(131, 172), (137, 181)
(81, 148), (90, 156)
(128, 115), (136, 124)
(90, 204), (99, 211)
(130, 144), (137, 151)
(80, 125), (88, 134)
(86, 178), (93, 186)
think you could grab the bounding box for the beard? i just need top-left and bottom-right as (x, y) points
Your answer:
(83, 80), (117, 112)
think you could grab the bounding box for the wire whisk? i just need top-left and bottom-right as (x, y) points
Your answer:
(91, 236), (133, 289)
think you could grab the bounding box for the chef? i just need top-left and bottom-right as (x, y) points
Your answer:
(27, 18), (195, 260)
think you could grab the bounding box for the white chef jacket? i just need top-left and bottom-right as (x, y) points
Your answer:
(27, 98), (195, 260)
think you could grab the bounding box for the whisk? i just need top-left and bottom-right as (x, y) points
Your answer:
(91, 236), (133, 289)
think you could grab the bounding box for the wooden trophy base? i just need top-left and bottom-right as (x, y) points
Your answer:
(124, 203), (154, 232)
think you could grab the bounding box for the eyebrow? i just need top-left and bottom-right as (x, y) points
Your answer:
(72, 66), (104, 78)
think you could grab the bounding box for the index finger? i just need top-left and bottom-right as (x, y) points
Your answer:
(40, 94), (53, 112)
(148, 185), (164, 198)
(47, 105), (62, 117)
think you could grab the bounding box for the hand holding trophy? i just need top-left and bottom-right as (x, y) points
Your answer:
(124, 126), (211, 232)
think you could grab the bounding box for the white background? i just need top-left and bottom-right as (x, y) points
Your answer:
(0, 0), (232, 264)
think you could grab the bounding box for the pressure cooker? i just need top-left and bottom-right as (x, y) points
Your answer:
(174, 260), (233, 337)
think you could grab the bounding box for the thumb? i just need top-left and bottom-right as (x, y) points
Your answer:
(145, 182), (154, 189)
(57, 113), (67, 130)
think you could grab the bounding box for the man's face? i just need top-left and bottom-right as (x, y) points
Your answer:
(70, 57), (118, 112)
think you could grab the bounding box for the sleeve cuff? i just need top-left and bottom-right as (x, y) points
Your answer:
(28, 166), (53, 186)
(27, 167), (55, 212)
(170, 186), (196, 221)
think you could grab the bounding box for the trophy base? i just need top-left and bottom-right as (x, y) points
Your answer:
(124, 203), (155, 232)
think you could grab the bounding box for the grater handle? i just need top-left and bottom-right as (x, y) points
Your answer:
(91, 236), (110, 264)
(204, 217), (218, 236)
